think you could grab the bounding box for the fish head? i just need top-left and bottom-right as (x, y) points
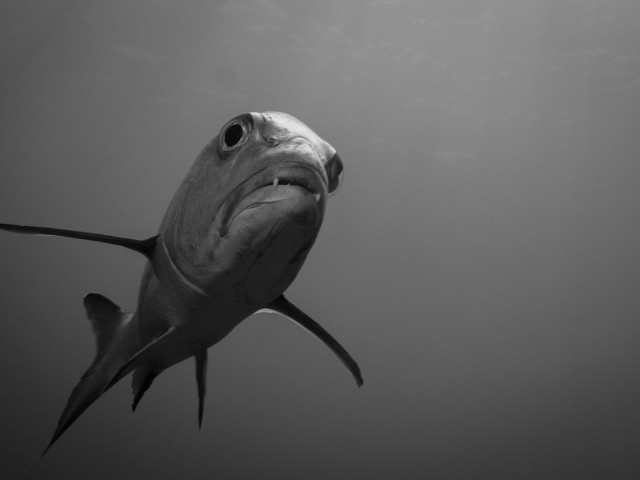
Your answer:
(159, 111), (343, 305)
(213, 111), (343, 233)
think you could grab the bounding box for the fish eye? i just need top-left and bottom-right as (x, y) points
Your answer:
(225, 124), (243, 147)
(219, 116), (252, 154)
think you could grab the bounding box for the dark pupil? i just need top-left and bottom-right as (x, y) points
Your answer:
(224, 123), (243, 147)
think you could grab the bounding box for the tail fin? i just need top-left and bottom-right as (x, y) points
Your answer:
(42, 293), (134, 455)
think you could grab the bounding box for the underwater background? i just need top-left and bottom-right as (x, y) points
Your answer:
(1, 1), (640, 478)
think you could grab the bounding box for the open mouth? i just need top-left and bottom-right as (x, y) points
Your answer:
(215, 162), (326, 237)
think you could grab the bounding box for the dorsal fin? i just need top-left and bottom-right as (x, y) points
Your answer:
(0, 223), (157, 259)
(42, 293), (133, 456)
(84, 293), (127, 360)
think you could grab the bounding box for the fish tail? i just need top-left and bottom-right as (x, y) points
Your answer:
(42, 293), (137, 456)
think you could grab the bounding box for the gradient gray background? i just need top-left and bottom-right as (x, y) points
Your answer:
(1, 1), (640, 478)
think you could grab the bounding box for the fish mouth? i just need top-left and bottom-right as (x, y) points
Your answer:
(215, 161), (326, 237)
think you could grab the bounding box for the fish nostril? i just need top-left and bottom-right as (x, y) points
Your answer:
(327, 153), (344, 197)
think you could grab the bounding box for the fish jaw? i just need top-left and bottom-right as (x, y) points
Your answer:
(224, 181), (324, 306)
(214, 160), (327, 239)
(164, 177), (323, 308)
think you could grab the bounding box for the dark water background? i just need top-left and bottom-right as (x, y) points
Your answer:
(1, 1), (640, 478)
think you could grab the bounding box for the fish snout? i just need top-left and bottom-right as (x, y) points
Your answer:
(326, 152), (344, 196)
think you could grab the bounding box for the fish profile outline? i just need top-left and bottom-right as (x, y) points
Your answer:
(0, 111), (362, 455)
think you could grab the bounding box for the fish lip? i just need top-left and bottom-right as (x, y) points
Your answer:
(215, 161), (326, 237)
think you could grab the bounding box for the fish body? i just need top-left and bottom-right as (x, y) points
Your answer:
(0, 111), (361, 453)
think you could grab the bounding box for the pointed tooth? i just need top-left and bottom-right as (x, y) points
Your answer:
(314, 193), (321, 202)
(273, 178), (279, 190)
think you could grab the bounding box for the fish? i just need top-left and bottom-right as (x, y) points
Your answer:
(0, 111), (362, 454)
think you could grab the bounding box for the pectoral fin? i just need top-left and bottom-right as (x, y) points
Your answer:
(0, 222), (157, 259)
(264, 295), (363, 387)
